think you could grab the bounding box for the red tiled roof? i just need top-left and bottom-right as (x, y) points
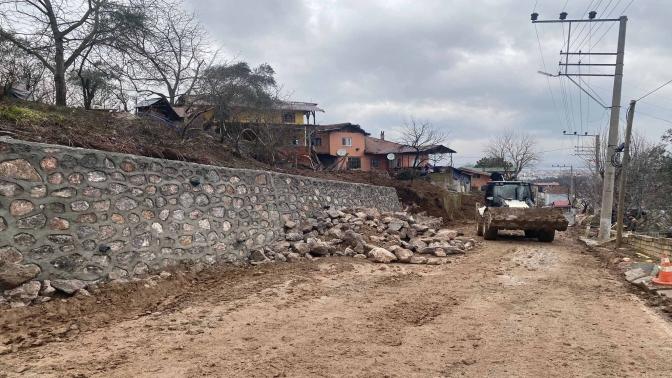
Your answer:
(313, 123), (370, 135)
(365, 137), (416, 154)
(553, 200), (571, 208)
(458, 168), (492, 176)
(365, 136), (456, 155)
(281, 102), (324, 112)
(544, 186), (569, 194)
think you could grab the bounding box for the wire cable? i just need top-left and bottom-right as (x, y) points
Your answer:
(559, 74), (575, 131)
(637, 79), (672, 101)
(579, 61), (584, 134)
(634, 111), (672, 124)
(578, 77), (608, 107)
(585, 81), (672, 112)
(567, 74), (577, 132)
(567, 0), (601, 52)
(588, 0), (634, 51)
(572, 0), (621, 52)
(534, 24), (565, 130)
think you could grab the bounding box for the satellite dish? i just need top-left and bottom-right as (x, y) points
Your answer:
(386, 153), (395, 161)
(337, 149), (347, 157)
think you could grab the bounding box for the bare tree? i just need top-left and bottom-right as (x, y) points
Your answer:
(0, 0), (142, 106)
(395, 117), (449, 168)
(484, 131), (542, 180)
(115, 0), (215, 106)
(0, 39), (48, 100)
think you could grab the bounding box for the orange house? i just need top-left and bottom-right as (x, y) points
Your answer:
(312, 123), (370, 170)
(457, 168), (492, 190)
(312, 125), (455, 172)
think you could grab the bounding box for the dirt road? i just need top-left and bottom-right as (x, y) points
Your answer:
(2, 230), (672, 377)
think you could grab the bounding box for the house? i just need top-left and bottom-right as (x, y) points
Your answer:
(311, 123), (370, 169)
(136, 97), (324, 127)
(457, 167), (493, 190)
(136, 97), (184, 121)
(536, 182), (561, 192)
(541, 186), (570, 206)
(311, 126), (456, 172)
(364, 132), (455, 172)
(428, 168), (472, 193)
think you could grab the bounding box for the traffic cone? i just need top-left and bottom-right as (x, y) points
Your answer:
(652, 253), (672, 285)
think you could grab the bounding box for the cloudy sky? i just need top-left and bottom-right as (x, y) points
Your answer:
(185, 0), (672, 168)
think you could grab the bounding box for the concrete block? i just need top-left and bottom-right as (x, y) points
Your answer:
(629, 262), (658, 277)
(632, 275), (654, 285)
(625, 268), (647, 283)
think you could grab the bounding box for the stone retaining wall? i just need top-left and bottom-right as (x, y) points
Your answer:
(623, 234), (672, 260)
(0, 139), (400, 287)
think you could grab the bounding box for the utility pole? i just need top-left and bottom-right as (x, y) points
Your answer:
(599, 16), (628, 242)
(616, 100), (636, 248)
(533, 11), (628, 242)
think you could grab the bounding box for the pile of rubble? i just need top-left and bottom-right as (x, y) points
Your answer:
(257, 206), (476, 265)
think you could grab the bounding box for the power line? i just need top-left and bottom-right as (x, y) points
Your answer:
(562, 0), (571, 12)
(535, 24), (565, 130)
(578, 63), (584, 133)
(637, 79), (672, 101)
(568, 0), (607, 52)
(634, 111), (672, 124)
(590, 68), (672, 103)
(589, 0), (635, 50)
(559, 75), (575, 131)
(533, 0), (539, 13)
(572, 0), (621, 53)
(586, 82), (672, 113)
(578, 77), (608, 107)
(567, 74), (577, 132)
(567, 0), (597, 51)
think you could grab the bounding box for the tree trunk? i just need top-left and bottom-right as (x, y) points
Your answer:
(54, 41), (67, 106)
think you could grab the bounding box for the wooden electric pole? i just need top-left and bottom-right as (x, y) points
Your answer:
(616, 100), (636, 248)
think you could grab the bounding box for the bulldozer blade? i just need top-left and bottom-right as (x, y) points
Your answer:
(487, 207), (569, 231)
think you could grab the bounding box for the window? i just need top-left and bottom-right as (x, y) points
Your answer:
(370, 158), (379, 168)
(348, 157), (361, 169)
(282, 112), (296, 123)
(312, 138), (322, 146)
(475, 174), (481, 178)
(342, 137), (352, 146)
(391, 158), (401, 168)
(292, 139), (300, 146)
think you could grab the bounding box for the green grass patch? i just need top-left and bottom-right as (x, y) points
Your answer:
(0, 104), (65, 125)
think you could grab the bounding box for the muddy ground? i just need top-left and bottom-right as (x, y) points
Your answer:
(2, 226), (672, 377)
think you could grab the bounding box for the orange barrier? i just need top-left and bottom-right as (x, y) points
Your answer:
(653, 253), (672, 285)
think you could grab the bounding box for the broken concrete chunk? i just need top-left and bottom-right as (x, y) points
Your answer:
(0, 263), (41, 290)
(624, 268), (647, 283)
(50, 279), (87, 294)
(368, 247), (397, 263)
(4, 281), (41, 304)
(394, 248), (414, 263)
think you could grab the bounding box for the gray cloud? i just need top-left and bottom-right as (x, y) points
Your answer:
(186, 0), (672, 168)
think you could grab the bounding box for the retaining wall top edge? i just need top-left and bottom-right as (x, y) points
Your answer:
(1, 139), (397, 193)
